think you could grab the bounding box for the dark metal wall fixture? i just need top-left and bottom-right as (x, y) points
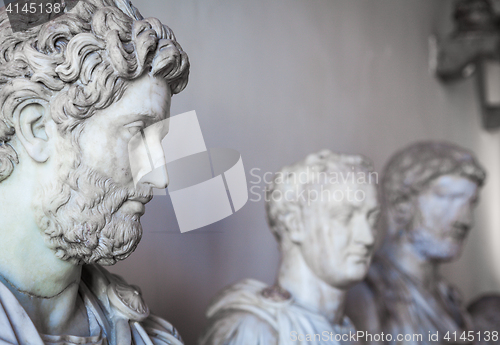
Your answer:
(432, 0), (500, 129)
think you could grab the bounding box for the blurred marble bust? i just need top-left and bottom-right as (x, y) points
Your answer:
(0, 1), (189, 344)
(200, 150), (380, 345)
(346, 141), (485, 345)
(467, 294), (500, 345)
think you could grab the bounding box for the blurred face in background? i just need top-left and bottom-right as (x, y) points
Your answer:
(408, 174), (479, 262)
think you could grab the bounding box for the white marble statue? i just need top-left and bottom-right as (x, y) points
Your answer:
(200, 150), (381, 345)
(346, 141), (486, 345)
(467, 294), (500, 345)
(0, 0), (189, 344)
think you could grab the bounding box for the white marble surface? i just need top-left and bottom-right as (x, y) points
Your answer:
(346, 141), (485, 345)
(201, 150), (379, 344)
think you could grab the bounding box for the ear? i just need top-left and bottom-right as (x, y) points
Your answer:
(280, 206), (306, 244)
(391, 197), (415, 228)
(14, 103), (51, 163)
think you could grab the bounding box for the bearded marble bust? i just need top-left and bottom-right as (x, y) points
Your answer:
(0, 0), (189, 344)
(200, 150), (380, 345)
(346, 141), (486, 345)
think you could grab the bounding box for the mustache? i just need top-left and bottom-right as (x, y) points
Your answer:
(53, 166), (153, 215)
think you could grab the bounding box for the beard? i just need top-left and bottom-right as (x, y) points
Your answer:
(409, 228), (463, 262)
(407, 211), (465, 263)
(33, 158), (153, 266)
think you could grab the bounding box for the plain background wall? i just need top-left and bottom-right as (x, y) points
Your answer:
(105, 1), (500, 344)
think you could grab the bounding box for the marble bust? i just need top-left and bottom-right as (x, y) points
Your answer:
(467, 294), (500, 345)
(346, 141), (486, 345)
(200, 150), (380, 345)
(0, 0), (189, 344)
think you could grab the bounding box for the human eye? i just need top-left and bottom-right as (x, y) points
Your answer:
(367, 208), (381, 227)
(434, 189), (452, 198)
(124, 120), (146, 136)
(334, 209), (354, 225)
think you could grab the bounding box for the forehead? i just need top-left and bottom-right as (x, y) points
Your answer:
(102, 75), (172, 121)
(308, 182), (379, 212)
(425, 175), (478, 197)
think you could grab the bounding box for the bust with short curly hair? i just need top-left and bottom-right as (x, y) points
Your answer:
(347, 141), (486, 345)
(201, 150), (380, 345)
(0, 0), (188, 343)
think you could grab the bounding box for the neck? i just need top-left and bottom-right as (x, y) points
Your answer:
(381, 233), (439, 291)
(0, 165), (88, 335)
(0, 227), (89, 335)
(0, 271), (89, 335)
(277, 244), (346, 325)
(0, 209), (81, 297)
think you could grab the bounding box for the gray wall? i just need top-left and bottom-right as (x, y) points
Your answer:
(107, 1), (500, 344)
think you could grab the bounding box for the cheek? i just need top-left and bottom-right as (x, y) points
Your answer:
(112, 136), (133, 181)
(323, 225), (349, 262)
(433, 201), (464, 229)
(419, 198), (450, 228)
(80, 130), (133, 184)
(304, 226), (331, 265)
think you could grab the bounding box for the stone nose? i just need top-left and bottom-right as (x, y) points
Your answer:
(141, 164), (169, 190)
(354, 214), (375, 248)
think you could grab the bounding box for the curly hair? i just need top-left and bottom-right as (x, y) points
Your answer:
(0, 0), (189, 182)
(382, 141), (486, 234)
(265, 149), (376, 243)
